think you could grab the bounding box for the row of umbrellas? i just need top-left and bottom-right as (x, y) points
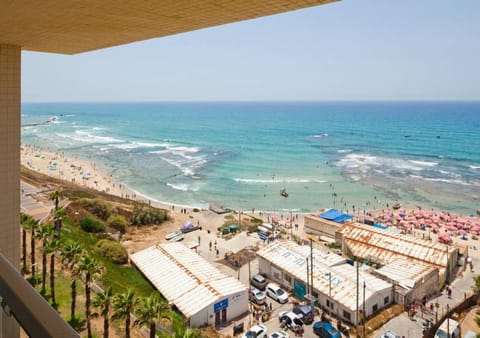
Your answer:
(374, 208), (480, 243)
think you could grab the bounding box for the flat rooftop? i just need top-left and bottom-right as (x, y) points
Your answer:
(337, 222), (455, 268)
(257, 241), (391, 312)
(130, 242), (246, 318)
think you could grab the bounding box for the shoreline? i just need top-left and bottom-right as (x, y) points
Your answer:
(21, 144), (478, 222)
(21, 144), (300, 225)
(21, 143), (480, 263)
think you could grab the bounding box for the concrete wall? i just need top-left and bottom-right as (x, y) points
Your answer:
(258, 257), (393, 325)
(0, 43), (21, 338)
(304, 215), (342, 238)
(406, 269), (440, 304)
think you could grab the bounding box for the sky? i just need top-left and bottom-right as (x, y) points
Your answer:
(22, 0), (480, 102)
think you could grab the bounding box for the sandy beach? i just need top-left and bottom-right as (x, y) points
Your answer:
(21, 144), (288, 254)
(21, 144), (480, 258)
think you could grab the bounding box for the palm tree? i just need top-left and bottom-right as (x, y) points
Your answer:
(135, 294), (169, 338)
(93, 287), (113, 338)
(36, 224), (53, 294)
(60, 240), (83, 321)
(29, 218), (40, 283)
(49, 189), (62, 210)
(20, 213), (31, 272)
(44, 238), (60, 306)
(113, 289), (137, 338)
(78, 254), (103, 338)
(60, 240), (83, 269)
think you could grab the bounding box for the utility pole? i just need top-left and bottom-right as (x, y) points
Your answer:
(356, 259), (359, 336)
(248, 260), (251, 287)
(328, 272), (332, 317)
(445, 244), (450, 284)
(306, 257), (310, 296)
(363, 281), (366, 338)
(310, 238), (314, 294)
(447, 304), (450, 338)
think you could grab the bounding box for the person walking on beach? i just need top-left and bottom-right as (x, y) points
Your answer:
(209, 240), (212, 251)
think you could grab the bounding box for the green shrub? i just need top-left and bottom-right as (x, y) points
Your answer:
(77, 198), (112, 220)
(96, 239), (128, 264)
(80, 217), (105, 233)
(131, 204), (169, 226)
(107, 214), (128, 234)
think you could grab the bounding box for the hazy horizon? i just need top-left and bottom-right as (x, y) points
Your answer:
(22, 0), (480, 102)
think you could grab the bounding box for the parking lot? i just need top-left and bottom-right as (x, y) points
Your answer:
(230, 284), (350, 338)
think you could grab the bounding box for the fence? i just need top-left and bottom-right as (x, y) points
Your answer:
(422, 292), (477, 338)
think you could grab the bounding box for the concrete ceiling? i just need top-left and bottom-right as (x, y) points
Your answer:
(0, 0), (338, 55)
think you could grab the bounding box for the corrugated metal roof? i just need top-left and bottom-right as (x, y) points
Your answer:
(130, 243), (246, 318)
(374, 258), (437, 290)
(338, 223), (454, 267)
(257, 242), (391, 312)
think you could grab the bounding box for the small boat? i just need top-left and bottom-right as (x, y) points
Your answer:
(171, 233), (184, 242)
(181, 226), (202, 234)
(392, 202), (401, 210)
(280, 188), (288, 198)
(165, 231), (182, 240)
(257, 232), (268, 241)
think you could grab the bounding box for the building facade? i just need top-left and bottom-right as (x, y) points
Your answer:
(130, 243), (248, 328)
(336, 222), (458, 283)
(257, 242), (392, 325)
(304, 209), (354, 239)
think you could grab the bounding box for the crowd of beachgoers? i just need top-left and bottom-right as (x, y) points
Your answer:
(371, 208), (480, 244)
(21, 144), (480, 253)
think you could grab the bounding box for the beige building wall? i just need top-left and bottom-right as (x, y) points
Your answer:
(304, 213), (345, 238)
(0, 43), (21, 338)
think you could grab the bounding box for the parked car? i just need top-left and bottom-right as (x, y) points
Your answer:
(249, 287), (266, 305)
(242, 324), (267, 338)
(251, 274), (268, 290)
(266, 283), (289, 303)
(292, 304), (314, 324)
(379, 331), (400, 338)
(278, 311), (304, 331)
(313, 321), (340, 338)
(268, 330), (289, 338)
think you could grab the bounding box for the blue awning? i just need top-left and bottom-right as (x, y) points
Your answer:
(319, 209), (353, 224)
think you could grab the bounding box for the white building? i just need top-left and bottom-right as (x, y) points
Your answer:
(372, 258), (439, 305)
(257, 242), (392, 325)
(336, 222), (458, 282)
(130, 243), (248, 328)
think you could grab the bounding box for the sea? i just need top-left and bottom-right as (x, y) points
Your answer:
(21, 101), (480, 215)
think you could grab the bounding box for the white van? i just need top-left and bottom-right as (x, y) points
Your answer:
(434, 318), (460, 338)
(266, 283), (289, 304)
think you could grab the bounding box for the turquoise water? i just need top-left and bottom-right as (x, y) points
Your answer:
(21, 101), (480, 214)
